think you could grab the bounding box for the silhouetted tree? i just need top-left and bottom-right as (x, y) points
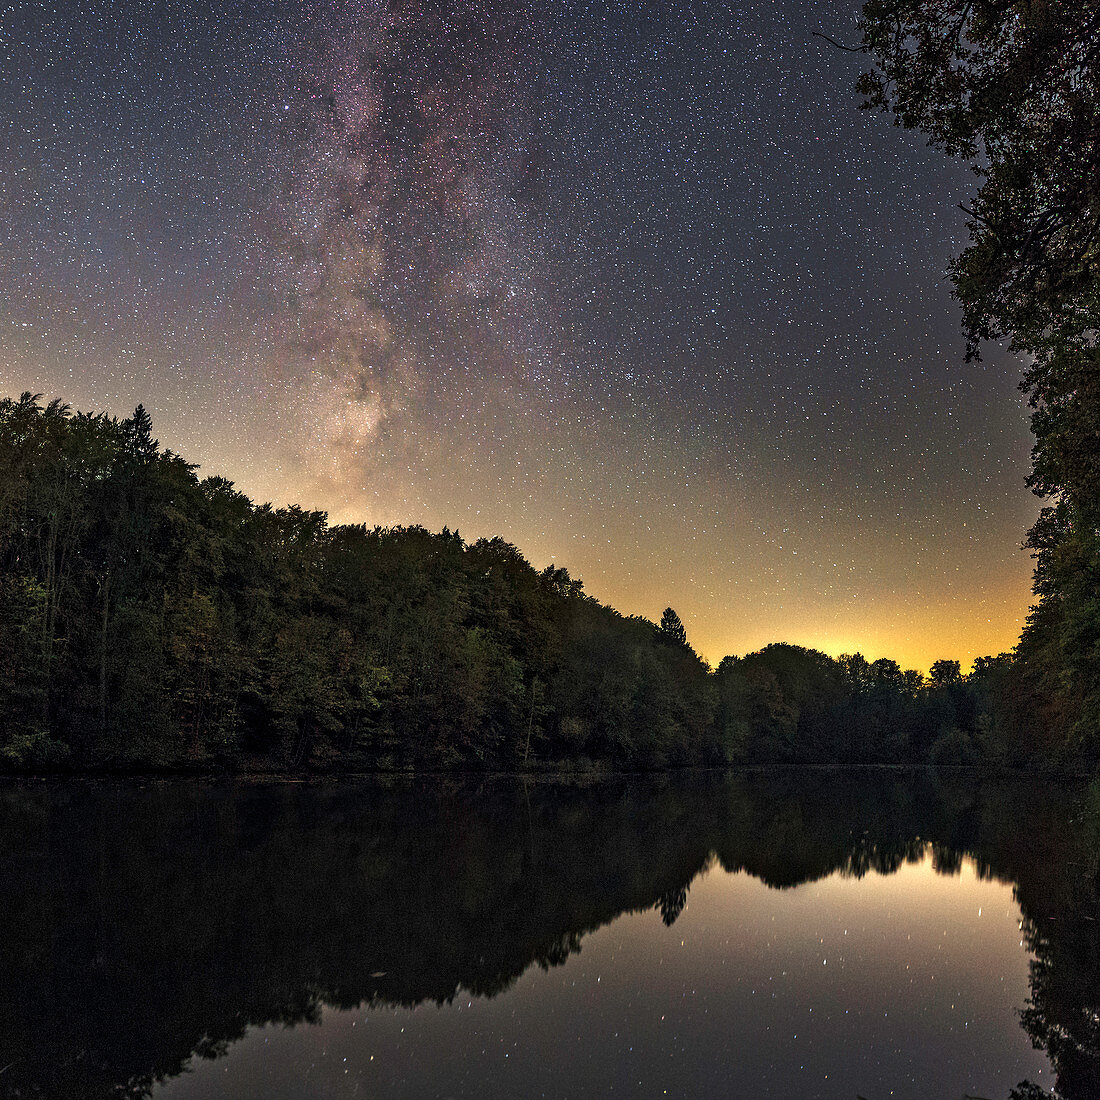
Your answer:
(659, 607), (688, 647)
(929, 659), (962, 687)
(856, 0), (1100, 754)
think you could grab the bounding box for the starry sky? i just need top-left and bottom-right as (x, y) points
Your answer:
(0, 0), (1037, 672)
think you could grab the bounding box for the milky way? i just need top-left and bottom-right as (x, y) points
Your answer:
(262, 0), (553, 499)
(0, 0), (1037, 670)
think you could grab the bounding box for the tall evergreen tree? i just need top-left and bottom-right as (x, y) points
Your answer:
(659, 607), (688, 647)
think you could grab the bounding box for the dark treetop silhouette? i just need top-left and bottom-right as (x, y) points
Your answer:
(855, 0), (1100, 758)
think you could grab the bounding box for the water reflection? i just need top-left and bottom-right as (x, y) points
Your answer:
(0, 771), (1095, 1098)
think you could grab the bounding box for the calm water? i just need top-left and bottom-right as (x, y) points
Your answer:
(1, 772), (1097, 1099)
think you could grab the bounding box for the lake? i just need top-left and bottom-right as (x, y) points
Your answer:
(0, 771), (1096, 1098)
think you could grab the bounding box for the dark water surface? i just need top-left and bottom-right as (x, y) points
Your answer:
(1, 771), (1097, 1099)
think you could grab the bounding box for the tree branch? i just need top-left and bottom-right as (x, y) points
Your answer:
(811, 31), (867, 54)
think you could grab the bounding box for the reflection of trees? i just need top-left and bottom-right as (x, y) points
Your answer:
(1011, 788), (1100, 1100)
(0, 772), (1096, 1098)
(1018, 904), (1100, 1100)
(656, 885), (689, 926)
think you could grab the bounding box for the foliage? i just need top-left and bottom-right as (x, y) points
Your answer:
(856, 0), (1100, 360)
(855, 0), (1100, 755)
(659, 607), (688, 647)
(0, 394), (718, 770)
(0, 393), (1087, 773)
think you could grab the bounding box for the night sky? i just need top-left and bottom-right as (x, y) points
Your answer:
(0, 0), (1037, 672)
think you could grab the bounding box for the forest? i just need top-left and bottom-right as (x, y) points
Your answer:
(0, 392), (1085, 773)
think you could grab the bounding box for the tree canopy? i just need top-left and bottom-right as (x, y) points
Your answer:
(0, 392), (1087, 773)
(857, 0), (1100, 360)
(857, 0), (1100, 750)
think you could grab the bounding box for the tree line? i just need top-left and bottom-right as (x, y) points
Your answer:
(0, 392), (1080, 772)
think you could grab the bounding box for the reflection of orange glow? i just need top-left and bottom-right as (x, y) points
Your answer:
(699, 847), (1027, 963)
(161, 841), (1048, 1100)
